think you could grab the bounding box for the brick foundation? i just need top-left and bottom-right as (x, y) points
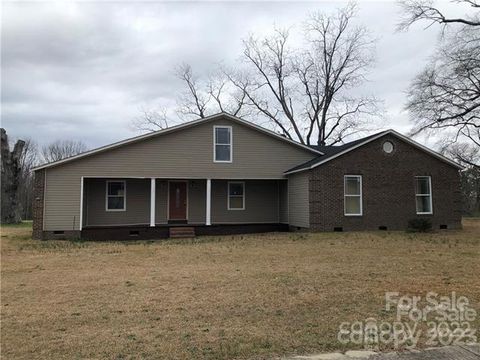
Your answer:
(42, 231), (82, 240)
(80, 223), (288, 241)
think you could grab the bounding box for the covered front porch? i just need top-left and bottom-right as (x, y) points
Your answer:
(80, 177), (288, 239)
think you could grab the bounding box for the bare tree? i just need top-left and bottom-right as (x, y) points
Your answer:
(18, 139), (39, 220)
(176, 63), (210, 118)
(400, 0), (480, 152)
(440, 141), (480, 215)
(134, 65), (250, 132)
(134, 4), (379, 141)
(398, 0), (480, 30)
(131, 107), (171, 132)
(206, 68), (250, 117)
(41, 140), (88, 163)
(176, 64), (248, 120)
(461, 165), (480, 215)
(438, 136), (479, 167)
(228, 3), (378, 145)
(1, 128), (26, 223)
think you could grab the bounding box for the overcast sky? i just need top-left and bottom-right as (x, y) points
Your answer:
(1, 1), (463, 149)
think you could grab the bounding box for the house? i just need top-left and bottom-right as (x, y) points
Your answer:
(32, 113), (462, 240)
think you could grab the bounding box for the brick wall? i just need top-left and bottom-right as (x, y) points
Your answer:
(32, 169), (45, 239)
(309, 134), (462, 231)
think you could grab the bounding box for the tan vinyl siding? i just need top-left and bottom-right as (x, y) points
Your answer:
(85, 179), (207, 226)
(188, 180), (206, 224)
(288, 172), (310, 228)
(43, 116), (315, 230)
(44, 170), (82, 231)
(278, 180), (288, 224)
(211, 180), (279, 223)
(85, 178), (150, 226)
(155, 180), (168, 224)
(82, 179), (279, 227)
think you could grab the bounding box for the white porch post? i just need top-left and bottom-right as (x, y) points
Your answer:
(79, 176), (84, 231)
(150, 178), (156, 227)
(206, 179), (211, 226)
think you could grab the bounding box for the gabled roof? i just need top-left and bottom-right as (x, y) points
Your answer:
(284, 129), (463, 174)
(33, 112), (323, 171)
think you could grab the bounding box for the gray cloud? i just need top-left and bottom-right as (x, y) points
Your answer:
(1, 1), (456, 148)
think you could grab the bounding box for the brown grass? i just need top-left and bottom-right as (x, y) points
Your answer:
(1, 220), (479, 359)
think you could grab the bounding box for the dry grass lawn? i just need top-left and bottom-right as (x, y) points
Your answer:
(1, 220), (479, 359)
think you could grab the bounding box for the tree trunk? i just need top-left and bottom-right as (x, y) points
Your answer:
(476, 174), (480, 214)
(1, 128), (26, 224)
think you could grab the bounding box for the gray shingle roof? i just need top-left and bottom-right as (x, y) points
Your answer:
(285, 131), (387, 173)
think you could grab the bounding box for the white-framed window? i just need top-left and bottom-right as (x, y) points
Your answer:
(228, 181), (245, 210)
(214, 126), (232, 163)
(106, 180), (126, 211)
(344, 175), (362, 216)
(415, 176), (433, 214)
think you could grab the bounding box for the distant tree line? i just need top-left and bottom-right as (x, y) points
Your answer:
(1, 128), (87, 223)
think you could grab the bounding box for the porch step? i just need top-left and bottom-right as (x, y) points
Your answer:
(169, 227), (196, 238)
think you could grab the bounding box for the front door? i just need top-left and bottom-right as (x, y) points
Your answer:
(169, 181), (187, 220)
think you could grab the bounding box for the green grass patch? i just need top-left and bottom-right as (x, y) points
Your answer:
(1, 220), (33, 228)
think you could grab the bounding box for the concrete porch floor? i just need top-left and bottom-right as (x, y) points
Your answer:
(287, 344), (480, 360)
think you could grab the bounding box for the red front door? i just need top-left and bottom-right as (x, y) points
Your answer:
(169, 182), (187, 220)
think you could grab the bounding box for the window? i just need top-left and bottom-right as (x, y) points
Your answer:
(214, 126), (232, 162)
(106, 180), (126, 211)
(228, 182), (244, 210)
(344, 175), (362, 216)
(415, 176), (432, 214)
(383, 141), (394, 154)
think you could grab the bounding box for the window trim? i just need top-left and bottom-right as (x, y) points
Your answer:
(213, 125), (233, 163)
(227, 181), (245, 210)
(344, 175), (363, 216)
(415, 176), (433, 215)
(105, 180), (126, 212)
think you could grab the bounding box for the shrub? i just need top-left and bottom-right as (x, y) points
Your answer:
(407, 218), (432, 232)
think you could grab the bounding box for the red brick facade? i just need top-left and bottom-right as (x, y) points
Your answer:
(308, 134), (462, 231)
(32, 169), (45, 240)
